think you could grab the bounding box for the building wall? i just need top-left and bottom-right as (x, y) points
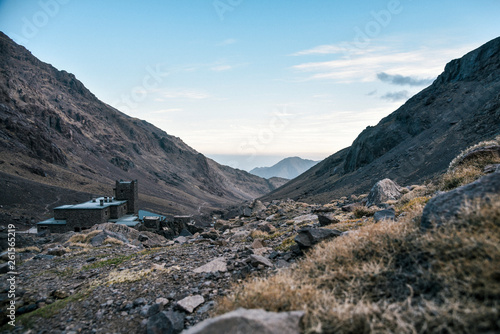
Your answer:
(110, 203), (127, 219)
(115, 180), (138, 214)
(37, 224), (67, 233)
(54, 208), (108, 231)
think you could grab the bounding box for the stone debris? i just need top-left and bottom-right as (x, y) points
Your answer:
(177, 295), (205, 313)
(193, 257), (227, 274)
(183, 308), (305, 334)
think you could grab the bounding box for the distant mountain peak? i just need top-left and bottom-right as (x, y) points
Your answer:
(250, 157), (319, 180)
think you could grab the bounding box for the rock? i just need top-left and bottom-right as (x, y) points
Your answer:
(257, 222), (276, 233)
(174, 236), (188, 244)
(133, 297), (147, 307)
(193, 257), (227, 274)
(138, 234), (149, 242)
(295, 227), (342, 249)
(251, 239), (266, 249)
(484, 163), (500, 173)
(341, 203), (360, 212)
(293, 214), (318, 224)
(241, 206), (252, 217)
(251, 200), (267, 215)
(179, 229), (192, 237)
(317, 212), (340, 226)
(249, 254), (273, 268)
(164, 310), (185, 333)
(51, 289), (69, 300)
(177, 295), (204, 313)
(366, 179), (403, 207)
(155, 297), (170, 307)
(421, 172), (500, 230)
(0, 262), (9, 274)
(231, 231), (250, 242)
(147, 311), (174, 334)
(182, 308), (304, 334)
(17, 303), (38, 315)
(47, 247), (67, 256)
(373, 209), (396, 222)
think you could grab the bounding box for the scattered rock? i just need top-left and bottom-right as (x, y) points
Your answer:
(0, 263), (9, 274)
(484, 163), (500, 173)
(293, 214), (318, 224)
(47, 247), (67, 256)
(249, 254), (273, 268)
(317, 212), (340, 226)
(177, 295), (204, 313)
(251, 239), (266, 249)
(183, 308), (305, 334)
(257, 222), (276, 233)
(295, 227), (342, 249)
(147, 311), (174, 334)
(373, 209), (396, 222)
(164, 310), (185, 333)
(155, 297), (170, 307)
(421, 172), (500, 230)
(366, 178), (403, 207)
(193, 258), (227, 274)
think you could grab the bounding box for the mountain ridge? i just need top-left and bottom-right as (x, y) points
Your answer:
(261, 36), (500, 203)
(0, 32), (279, 223)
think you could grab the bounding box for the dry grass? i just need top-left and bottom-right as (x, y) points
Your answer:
(17, 246), (41, 253)
(67, 230), (102, 244)
(442, 136), (500, 191)
(103, 237), (124, 246)
(215, 194), (500, 333)
(352, 206), (376, 218)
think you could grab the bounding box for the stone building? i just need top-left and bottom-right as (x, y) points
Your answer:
(37, 180), (139, 233)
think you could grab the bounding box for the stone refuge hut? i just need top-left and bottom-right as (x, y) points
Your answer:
(37, 180), (140, 233)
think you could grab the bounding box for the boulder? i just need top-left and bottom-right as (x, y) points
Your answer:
(294, 227), (342, 249)
(421, 172), (500, 230)
(317, 212), (340, 226)
(373, 209), (396, 222)
(90, 230), (129, 247)
(147, 311), (174, 334)
(177, 295), (204, 313)
(193, 257), (227, 274)
(249, 254), (273, 268)
(451, 145), (500, 170)
(293, 214), (318, 224)
(182, 308), (304, 334)
(366, 179), (403, 207)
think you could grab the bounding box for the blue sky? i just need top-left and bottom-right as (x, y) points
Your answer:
(0, 0), (499, 170)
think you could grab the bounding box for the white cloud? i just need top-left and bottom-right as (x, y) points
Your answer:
(210, 65), (233, 72)
(291, 41), (476, 83)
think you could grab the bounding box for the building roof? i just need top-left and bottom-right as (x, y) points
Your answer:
(55, 197), (127, 210)
(110, 214), (140, 227)
(37, 218), (67, 225)
(139, 210), (166, 220)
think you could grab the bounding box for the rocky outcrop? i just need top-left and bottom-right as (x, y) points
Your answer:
(366, 179), (403, 207)
(421, 171), (500, 230)
(295, 227), (342, 249)
(183, 308), (304, 334)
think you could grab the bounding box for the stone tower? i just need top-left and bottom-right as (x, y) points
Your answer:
(114, 180), (138, 214)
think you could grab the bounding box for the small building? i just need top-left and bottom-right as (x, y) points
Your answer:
(37, 180), (140, 233)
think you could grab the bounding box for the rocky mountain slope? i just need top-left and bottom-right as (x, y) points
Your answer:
(0, 32), (280, 223)
(262, 37), (500, 203)
(249, 157), (319, 179)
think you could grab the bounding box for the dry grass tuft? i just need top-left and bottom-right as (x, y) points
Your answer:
(103, 237), (124, 246)
(68, 230), (102, 244)
(442, 136), (500, 191)
(352, 206), (376, 218)
(215, 194), (500, 333)
(17, 246), (41, 253)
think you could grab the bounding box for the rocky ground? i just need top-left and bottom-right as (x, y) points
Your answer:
(0, 193), (381, 334)
(1, 143), (498, 333)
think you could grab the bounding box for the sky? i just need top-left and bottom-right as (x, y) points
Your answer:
(0, 0), (499, 171)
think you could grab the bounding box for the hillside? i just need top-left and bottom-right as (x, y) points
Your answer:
(261, 37), (500, 203)
(249, 157), (319, 179)
(0, 32), (279, 224)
